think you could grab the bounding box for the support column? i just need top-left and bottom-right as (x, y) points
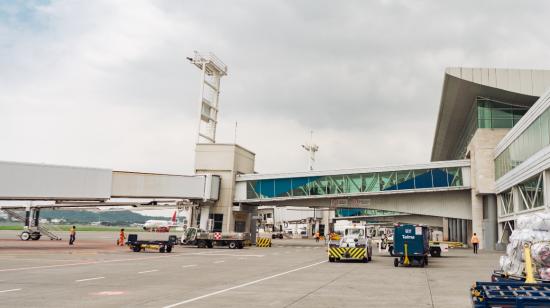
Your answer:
(250, 207), (257, 244)
(449, 218), (456, 242)
(461, 219), (467, 244)
(323, 210), (330, 237)
(458, 219), (462, 243)
(199, 205), (210, 231)
(24, 207), (31, 229)
(33, 209), (40, 227)
(314, 220), (320, 234)
(457, 219), (462, 243)
(442, 218), (449, 241)
(484, 194), (498, 251)
(496, 222), (506, 250)
(471, 193), (484, 249)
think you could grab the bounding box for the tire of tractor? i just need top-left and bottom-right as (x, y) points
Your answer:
(133, 246), (141, 252)
(31, 232), (41, 240)
(430, 248), (441, 257)
(393, 258), (399, 267)
(166, 246), (173, 253)
(237, 242), (244, 249)
(329, 256), (335, 262)
(20, 231), (31, 241)
(228, 241), (237, 249)
(197, 240), (207, 248)
(160, 246), (166, 253)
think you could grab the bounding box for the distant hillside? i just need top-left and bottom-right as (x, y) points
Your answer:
(37, 210), (166, 225)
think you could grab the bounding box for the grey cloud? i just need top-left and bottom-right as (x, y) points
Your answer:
(1, 0), (550, 174)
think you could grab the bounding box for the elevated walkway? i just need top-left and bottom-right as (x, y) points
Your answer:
(234, 160), (472, 219)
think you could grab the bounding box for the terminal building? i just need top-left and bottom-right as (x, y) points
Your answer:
(229, 67), (550, 250)
(1, 66), (550, 251)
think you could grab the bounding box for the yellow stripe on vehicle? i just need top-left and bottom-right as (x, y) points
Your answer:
(329, 247), (365, 259)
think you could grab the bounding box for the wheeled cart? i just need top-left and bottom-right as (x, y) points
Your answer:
(392, 224), (430, 268)
(126, 234), (174, 253)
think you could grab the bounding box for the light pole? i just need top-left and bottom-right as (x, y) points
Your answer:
(301, 131), (319, 171)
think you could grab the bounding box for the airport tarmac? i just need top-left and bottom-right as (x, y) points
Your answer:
(0, 230), (501, 308)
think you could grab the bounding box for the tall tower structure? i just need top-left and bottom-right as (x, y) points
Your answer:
(301, 131), (319, 171)
(188, 51), (228, 143)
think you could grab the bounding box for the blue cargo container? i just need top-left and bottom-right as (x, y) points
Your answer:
(393, 224), (430, 267)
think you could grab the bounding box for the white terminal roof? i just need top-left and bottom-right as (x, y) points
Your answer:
(431, 67), (550, 161)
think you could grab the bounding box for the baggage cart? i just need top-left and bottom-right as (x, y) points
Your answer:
(392, 224), (429, 267)
(471, 281), (550, 307)
(126, 234), (175, 253)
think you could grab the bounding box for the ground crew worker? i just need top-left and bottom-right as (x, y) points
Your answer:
(314, 232), (320, 242)
(471, 233), (480, 254)
(69, 226), (76, 245)
(118, 228), (126, 246)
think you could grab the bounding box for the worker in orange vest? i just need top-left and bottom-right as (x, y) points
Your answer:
(314, 232), (320, 242)
(118, 228), (126, 246)
(471, 233), (480, 254)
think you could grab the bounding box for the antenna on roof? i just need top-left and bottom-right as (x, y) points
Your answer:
(301, 131), (319, 171)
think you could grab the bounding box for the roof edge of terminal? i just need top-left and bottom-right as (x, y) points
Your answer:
(431, 67), (549, 161)
(236, 159), (470, 181)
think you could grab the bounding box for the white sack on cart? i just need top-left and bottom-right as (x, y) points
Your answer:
(539, 267), (550, 280)
(509, 229), (549, 243)
(517, 212), (550, 231)
(531, 242), (550, 268)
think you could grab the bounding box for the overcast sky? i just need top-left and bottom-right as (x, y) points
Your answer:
(1, 0), (550, 175)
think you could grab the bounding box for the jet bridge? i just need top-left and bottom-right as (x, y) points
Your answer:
(0, 160), (220, 202)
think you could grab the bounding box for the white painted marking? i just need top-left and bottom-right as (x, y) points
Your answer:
(213, 260), (225, 264)
(193, 253), (264, 258)
(181, 265), (197, 269)
(138, 269), (159, 274)
(76, 276), (105, 282)
(162, 260), (327, 308)
(93, 291), (124, 296)
(0, 288), (21, 294)
(0, 252), (193, 273)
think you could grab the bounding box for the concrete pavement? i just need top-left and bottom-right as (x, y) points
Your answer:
(0, 231), (501, 307)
